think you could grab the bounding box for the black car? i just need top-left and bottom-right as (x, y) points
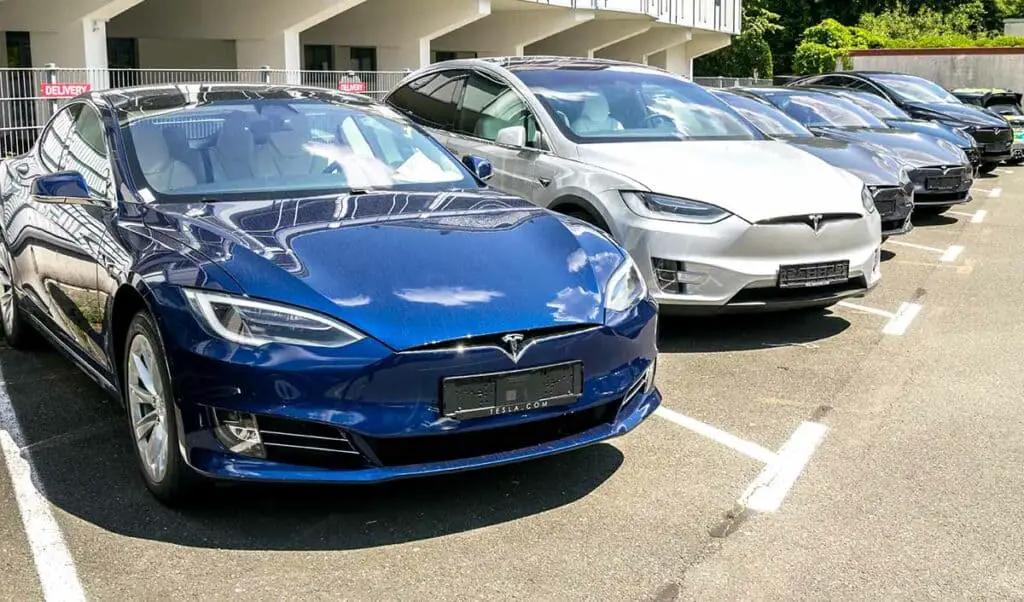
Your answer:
(792, 85), (982, 169)
(788, 72), (1014, 174)
(712, 88), (914, 237)
(734, 87), (974, 216)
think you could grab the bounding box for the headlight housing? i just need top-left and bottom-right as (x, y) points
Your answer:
(605, 255), (648, 313)
(861, 185), (876, 214)
(621, 191), (732, 224)
(183, 289), (366, 348)
(898, 166), (912, 188)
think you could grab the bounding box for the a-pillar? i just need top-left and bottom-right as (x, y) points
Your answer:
(524, 18), (653, 59)
(658, 31), (733, 78)
(594, 25), (692, 65)
(434, 6), (595, 58)
(304, 0), (492, 70)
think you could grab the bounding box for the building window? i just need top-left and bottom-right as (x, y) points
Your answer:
(107, 38), (140, 87)
(433, 51), (479, 63)
(5, 32), (31, 68)
(349, 47), (376, 72)
(304, 45), (334, 71)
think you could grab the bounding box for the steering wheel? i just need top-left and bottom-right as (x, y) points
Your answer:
(322, 161), (342, 175)
(643, 113), (675, 129)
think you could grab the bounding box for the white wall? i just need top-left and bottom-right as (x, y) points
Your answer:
(1005, 19), (1024, 36)
(137, 38), (237, 69)
(849, 50), (1024, 93)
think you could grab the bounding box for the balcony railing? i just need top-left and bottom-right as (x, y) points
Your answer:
(520, 0), (741, 34)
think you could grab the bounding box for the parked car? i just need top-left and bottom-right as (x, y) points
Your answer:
(0, 83), (660, 504)
(951, 88), (1024, 164)
(711, 89), (914, 238)
(385, 57), (883, 315)
(734, 87), (973, 216)
(787, 71), (1014, 174)
(793, 85), (981, 170)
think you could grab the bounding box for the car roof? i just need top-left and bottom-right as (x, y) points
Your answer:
(433, 55), (675, 76)
(89, 83), (374, 114)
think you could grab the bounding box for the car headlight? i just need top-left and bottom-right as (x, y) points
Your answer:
(861, 185), (876, 214)
(621, 191), (732, 224)
(898, 166), (912, 188)
(605, 255), (648, 313)
(183, 289), (366, 348)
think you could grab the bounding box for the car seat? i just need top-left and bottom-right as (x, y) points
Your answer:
(571, 94), (624, 134)
(132, 122), (198, 192)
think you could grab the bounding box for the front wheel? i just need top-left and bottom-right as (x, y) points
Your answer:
(978, 162), (999, 175)
(124, 311), (203, 506)
(0, 242), (35, 349)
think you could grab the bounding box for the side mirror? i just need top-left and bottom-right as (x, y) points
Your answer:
(30, 171), (96, 205)
(494, 125), (527, 148)
(462, 155), (493, 181)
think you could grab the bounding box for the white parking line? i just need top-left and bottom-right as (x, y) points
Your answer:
(946, 209), (987, 223)
(654, 406), (777, 464)
(0, 374), (85, 601)
(738, 420), (828, 513)
(886, 240), (945, 254)
(882, 302), (924, 336)
(990, 187), (1003, 198)
(837, 300), (895, 319)
(939, 245), (965, 263)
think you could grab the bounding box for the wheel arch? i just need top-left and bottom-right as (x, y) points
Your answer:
(108, 283), (157, 405)
(548, 194), (613, 232)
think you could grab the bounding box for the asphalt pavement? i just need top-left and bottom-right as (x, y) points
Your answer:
(0, 168), (1022, 601)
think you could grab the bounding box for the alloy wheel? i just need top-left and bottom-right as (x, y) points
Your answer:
(127, 332), (170, 483)
(0, 247), (14, 336)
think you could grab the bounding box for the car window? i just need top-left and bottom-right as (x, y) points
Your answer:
(458, 72), (538, 146)
(714, 92), (814, 137)
(833, 91), (910, 119)
(761, 91), (888, 128)
(870, 74), (960, 104)
(36, 104), (80, 172)
(990, 102), (1023, 116)
(387, 71), (467, 129)
(61, 104), (112, 198)
(514, 66), (762, 143)
(119, 98), (478, 201)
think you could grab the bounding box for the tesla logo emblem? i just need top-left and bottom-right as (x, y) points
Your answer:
(501, 333), (525, 361)
(807, 214), (824, 235)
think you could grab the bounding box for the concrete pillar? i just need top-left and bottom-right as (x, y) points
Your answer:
(434, 7), (595, 57)
(662, 32), (732, 78)
(525, 18), (653, 59)
(236, 31), (302, 82)
(595, 26), (692, 65)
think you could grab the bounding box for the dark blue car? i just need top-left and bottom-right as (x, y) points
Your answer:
(0, 84), (659, 504)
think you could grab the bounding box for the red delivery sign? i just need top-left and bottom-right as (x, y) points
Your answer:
(338, 81), (367, 93)
(40, 83), (92, 98)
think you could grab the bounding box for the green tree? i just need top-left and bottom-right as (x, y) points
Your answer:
(693, 0), (782, 77)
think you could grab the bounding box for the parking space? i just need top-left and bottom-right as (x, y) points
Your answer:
(0, 168), (1021, 599)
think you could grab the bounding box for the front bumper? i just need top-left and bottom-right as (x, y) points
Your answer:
(609, 211), (882, 314)
(872, 185), (915, 237)
(970, 127), (1014, 163)
(908, 165), (973, 207)
(157, 294), (661, 484)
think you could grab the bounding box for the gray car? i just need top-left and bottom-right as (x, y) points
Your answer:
(384, 57), (882, 314)
(711, 88), (914, 238)
(735, 87), (974, 216)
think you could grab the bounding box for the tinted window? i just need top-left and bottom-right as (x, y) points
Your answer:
(387, 71), (466, 129)
(870, 74), (959, 104)
(991, 102), (1023, 116)
(458, 72), (538, 145)
(759, 91), (888, 128)
(61, 104), (111, 198)
(37, 105), (79, 172)
(832, 91), (910, 119)
(714, 92), (813, 137)
(514, 66), (762, 143)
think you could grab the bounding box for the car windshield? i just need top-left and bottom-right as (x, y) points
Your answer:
(119, 98), (477, 201)
(871, 74), (960, 104)
(990, 102), (1023, 116)
(713, 91), (813, 138)
(833, 91), (911, 119)
(759, 91), (888, 128)
(513, 67), (763, 142)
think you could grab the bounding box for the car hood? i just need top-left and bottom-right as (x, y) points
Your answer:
(885, 118), (976, 148)
(904, 100), (1009, 127)
(145, 190), (622, 351)
(810, 127), (966, 168)
(780, 136), (902, 186)
(575, 140), (865, 223)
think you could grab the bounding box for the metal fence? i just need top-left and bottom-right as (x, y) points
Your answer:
(1, 66), (771, 156)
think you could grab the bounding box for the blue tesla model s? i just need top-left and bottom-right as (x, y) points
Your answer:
(0, 84), (659, 504)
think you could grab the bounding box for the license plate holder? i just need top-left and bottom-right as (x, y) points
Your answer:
(778, 261), (850, 289)
(441, 362), (583, 420)
(926, 175), (960, 191)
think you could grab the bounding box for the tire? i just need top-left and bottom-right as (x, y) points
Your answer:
(0, 241), (35, 349)
(978, 163), (998, 175)
(123, 310), (203, 506)
(915, 205), (951, 217)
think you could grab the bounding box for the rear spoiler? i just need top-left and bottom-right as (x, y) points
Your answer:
(983, 91), (1023, 107)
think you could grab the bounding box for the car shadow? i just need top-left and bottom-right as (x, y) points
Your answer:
(657, 308), (851, 353)
(0, 344), (623, 552)
(911, 213), (959, 227)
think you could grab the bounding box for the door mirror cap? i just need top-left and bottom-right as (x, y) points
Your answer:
(494, 125), (527, 148)
(461, 155), (493, 181)
(30, 170), (102, 206)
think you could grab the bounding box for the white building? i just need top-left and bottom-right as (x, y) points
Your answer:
(0, 0), (740, 79)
